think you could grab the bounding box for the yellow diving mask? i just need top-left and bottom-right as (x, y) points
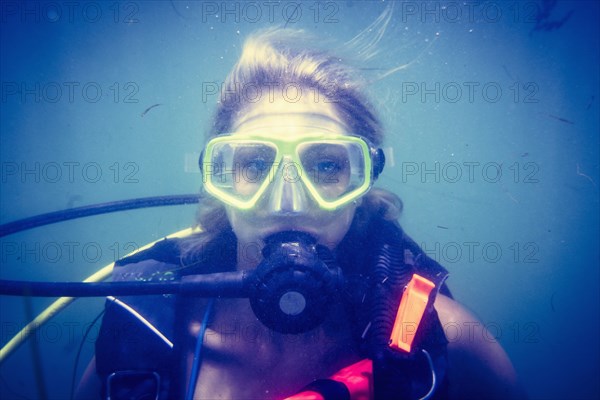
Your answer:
(200, 132), (385, 210)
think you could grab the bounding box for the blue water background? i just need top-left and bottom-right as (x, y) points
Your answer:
(1, 1), (598, 399)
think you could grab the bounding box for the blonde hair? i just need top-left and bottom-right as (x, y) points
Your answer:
(211, 28), (382, 144)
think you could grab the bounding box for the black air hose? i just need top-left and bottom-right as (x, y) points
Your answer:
(0, 194), (201, 237)
(366, 222), (416, 399)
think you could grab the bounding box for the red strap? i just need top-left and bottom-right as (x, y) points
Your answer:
(389, 274), (435, 353)
(329, 359), (372, 400)
(285, 274), (435, 399)
(283, 359), (373, 400)
(283, 391), (324, 400)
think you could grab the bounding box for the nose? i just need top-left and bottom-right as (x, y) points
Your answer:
(267, 157), (309, 214)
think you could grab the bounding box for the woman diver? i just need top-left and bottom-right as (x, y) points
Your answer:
(77, 29), (525, 399)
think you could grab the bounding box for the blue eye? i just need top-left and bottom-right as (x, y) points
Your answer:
(243, 158), (270, 182)
(317, 161), (340, 174)
(309, 159), (343, 185)
(247, 158), (267, 171)
(233, 145), (276, 185)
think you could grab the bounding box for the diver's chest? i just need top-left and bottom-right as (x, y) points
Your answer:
(188, 299), (361, 399)
(190, 298), (360, 393)
(200, 298), (352, 369)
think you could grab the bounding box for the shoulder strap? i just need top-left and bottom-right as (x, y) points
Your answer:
(95, 232), (238, 399)
(96, 295), (176, 399)
(95, 239), (183, 400)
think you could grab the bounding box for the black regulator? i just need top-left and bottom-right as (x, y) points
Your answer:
(246, 231), (344, 334)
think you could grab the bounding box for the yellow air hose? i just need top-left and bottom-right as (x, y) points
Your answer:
(0, 227), (197, 364)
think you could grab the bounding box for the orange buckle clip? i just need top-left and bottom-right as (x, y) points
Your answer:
(389, 274), (435, 353)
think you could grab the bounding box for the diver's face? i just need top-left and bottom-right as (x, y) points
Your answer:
(225, 92), (358, 254)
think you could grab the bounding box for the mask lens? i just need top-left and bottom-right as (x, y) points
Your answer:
(203, 135), (373, 210)
(298, 141), (366, 202)
(205, 141), (277, 204)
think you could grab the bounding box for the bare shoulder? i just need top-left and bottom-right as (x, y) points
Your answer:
(434, 294), (528, 399)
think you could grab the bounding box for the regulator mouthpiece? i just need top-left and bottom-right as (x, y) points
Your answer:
(247, 231), (343, 334)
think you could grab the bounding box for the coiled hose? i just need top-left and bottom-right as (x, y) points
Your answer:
(366, 222), (415, 399)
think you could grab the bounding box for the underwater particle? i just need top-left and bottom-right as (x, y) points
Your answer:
(501, 185), (519, 204)
(361, 322), (372, 339)
(284, 2), (300, 29)
(66, 194), (83, 209)
(530, 1), (574, 35)
(141, 103), (162, 118)
(576, 163), (597, 187)
(436, 225), (449, 230)
(170, 0), (194, 19)
(545, 113), (575, 125)
(502, 64), (516, 81)
(586, 95), (595, 110)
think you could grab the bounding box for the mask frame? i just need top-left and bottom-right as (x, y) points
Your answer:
(199, 133), (385, 210)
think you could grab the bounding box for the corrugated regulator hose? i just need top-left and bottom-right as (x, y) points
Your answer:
(367, 223), (415, 399)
